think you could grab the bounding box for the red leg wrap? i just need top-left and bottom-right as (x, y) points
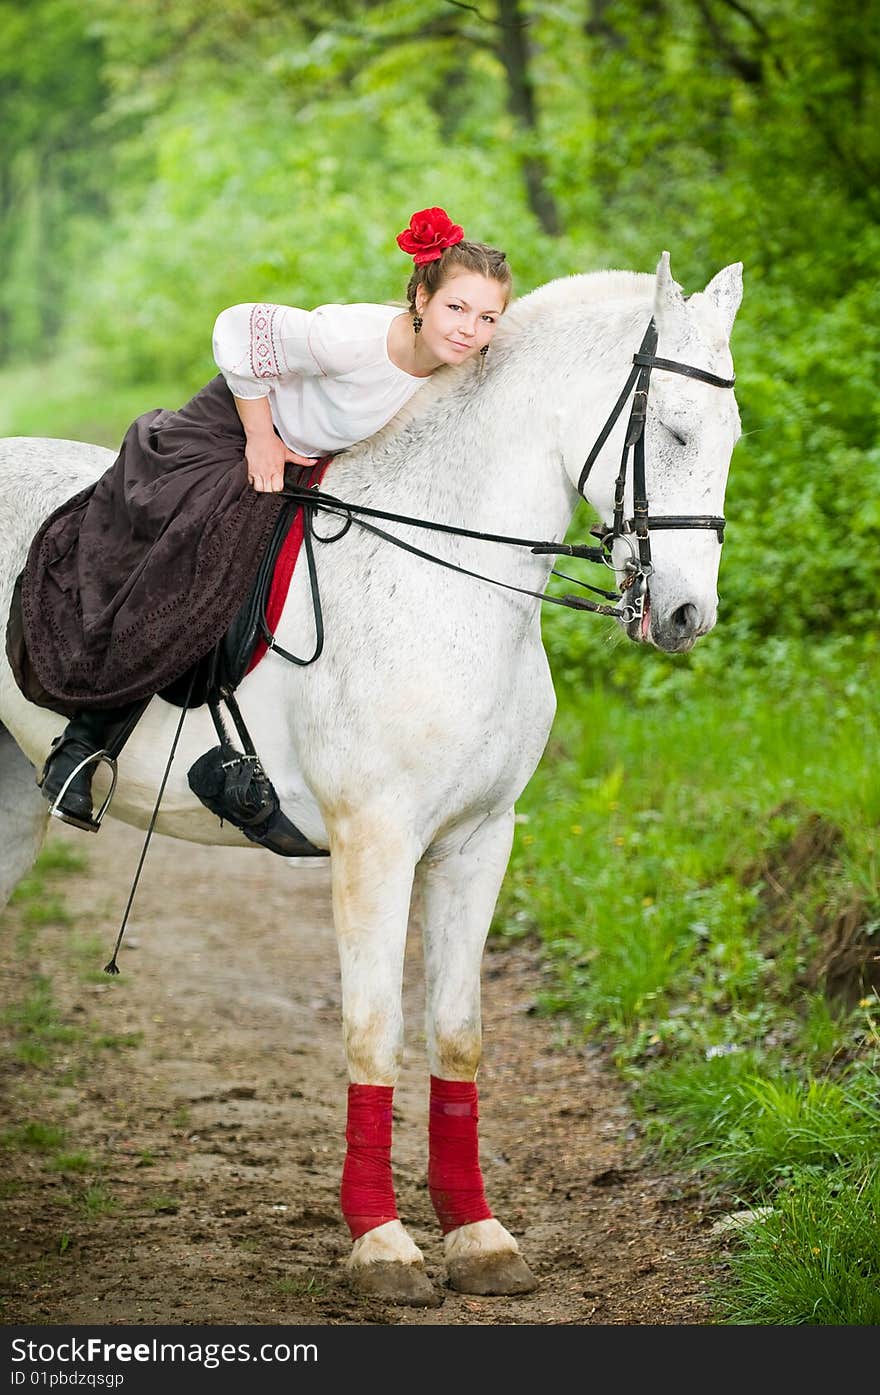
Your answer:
(340, 1084), (399, 1240)
(428, 1076), (494, 1235)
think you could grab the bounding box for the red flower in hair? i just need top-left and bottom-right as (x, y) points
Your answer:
(396, 207), (465, 265)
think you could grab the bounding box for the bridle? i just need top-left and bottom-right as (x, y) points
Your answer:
(272, 316), (736, 663)
(576, 317), (736, 627)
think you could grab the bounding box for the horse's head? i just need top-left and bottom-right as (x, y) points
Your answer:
(568, 253), (743, 653)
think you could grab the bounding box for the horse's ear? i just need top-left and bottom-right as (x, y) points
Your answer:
(701, 262), (744, 339)
(653, 251), (686, 325)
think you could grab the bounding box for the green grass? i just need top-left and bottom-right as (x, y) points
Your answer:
(147, 1196), (180, 1215)
(275, 1276), (325, 1297)
(638, 1057), (880, 1192)
(49, 1152), (96, 1174)
(5, 1121), (67, 1153)
(0, 358), (188, 448)
(0, 839), (141, 1240)
(714, 1166), (880, 1325)
(1, 978), (83, 1068)
(92, 1031), (144, 1052)
(498, 670), (880, 1037)
(30, 843), (89, 876)
(494, 661), (880, 1324)
(74, 1184), (117, 1218)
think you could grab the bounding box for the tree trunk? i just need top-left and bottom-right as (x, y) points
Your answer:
(496, 0), (561, 235)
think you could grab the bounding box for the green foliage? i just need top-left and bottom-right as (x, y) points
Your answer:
(640, 1063), (880, 1193)
(495, 667), (880, 1323)
(0, 0), (110, 351)
(714, 1166), (880, 1325)
(5, 1121), (67, 1152)
(2, 0), (877, 660)
(2, 978), (82, 1067)
(49, 1152), (95, 1174)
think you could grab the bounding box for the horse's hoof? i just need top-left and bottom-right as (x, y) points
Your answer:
(347, 1261), (444, 1308)
(447, 1251), (539, 1296)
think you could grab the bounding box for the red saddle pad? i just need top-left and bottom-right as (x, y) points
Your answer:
(245, 456), (333, 674)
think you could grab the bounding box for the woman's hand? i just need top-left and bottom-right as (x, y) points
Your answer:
(233, 393), (317, 491)
(245, 435), (315, 492)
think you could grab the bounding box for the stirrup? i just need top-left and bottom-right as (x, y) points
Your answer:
(44, 750), (119, 834)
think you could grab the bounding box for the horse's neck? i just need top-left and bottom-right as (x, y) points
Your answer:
(337, 296), (648, 561)
(410, 401), (573, 544)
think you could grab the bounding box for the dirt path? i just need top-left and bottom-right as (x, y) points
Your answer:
(1, 820), (720, 1326)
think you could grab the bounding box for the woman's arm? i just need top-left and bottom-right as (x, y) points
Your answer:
(232, 394), (316, 493)
(214, 303), (321, 491)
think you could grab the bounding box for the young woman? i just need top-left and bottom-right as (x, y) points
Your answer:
(21, 207), (512, 832)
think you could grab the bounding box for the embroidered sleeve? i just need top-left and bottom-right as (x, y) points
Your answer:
(212, 303), (320, 397)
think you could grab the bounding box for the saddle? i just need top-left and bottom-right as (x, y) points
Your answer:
(162, 491), (328, 860)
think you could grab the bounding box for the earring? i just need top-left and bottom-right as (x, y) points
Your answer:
(479, 345), (488, 358)
(479, 344), (489, 374)
(413, 314), (423, 335)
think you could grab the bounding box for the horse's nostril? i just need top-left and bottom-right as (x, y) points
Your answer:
(672, 602), (698, 634)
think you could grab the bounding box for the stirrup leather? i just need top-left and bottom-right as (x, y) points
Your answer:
(44, 750), (118, 833)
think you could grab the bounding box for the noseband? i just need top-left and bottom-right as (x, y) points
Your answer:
(577, 317), (736, 624)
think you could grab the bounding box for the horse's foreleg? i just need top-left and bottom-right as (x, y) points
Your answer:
(328, 811), (441, 1307)
(416, 808), (538, 1296)
(0, 722), (50, 911)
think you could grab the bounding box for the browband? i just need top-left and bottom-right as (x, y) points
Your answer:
(632, 352), (735, 389)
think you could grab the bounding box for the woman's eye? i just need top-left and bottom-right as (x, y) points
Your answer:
(481, 315), (496, 324)
(448, 303), (463, 312)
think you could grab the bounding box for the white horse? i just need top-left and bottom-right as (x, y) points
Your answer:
(0, 253), (742, 1304)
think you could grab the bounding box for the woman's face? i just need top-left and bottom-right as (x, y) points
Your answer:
(416, 270), (507, 367)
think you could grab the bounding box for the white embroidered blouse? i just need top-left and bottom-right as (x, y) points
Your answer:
(212, 301), (429, 458)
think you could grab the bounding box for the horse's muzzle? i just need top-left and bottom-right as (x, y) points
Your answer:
(648, 600), (712, 652)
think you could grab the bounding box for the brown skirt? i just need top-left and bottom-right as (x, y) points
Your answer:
(7, 376), (289, 715)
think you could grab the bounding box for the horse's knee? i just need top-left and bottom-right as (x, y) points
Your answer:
(430, 1018), (482, 1080)
(343, 1004), (403, 1084)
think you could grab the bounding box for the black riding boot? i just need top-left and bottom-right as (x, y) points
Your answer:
(38, 700), (150, 832)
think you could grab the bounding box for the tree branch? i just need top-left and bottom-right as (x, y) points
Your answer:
(693, 0), (762, 85)
(442, 0), (509, 24)
(693, 0), (877, 197)
(496, 0), (560, 234)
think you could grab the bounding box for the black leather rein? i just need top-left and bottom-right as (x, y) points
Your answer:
(268, 316), (736, 663)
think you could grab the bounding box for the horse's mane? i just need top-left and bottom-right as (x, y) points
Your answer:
(347, 270), (656, 466)
(498, 269), (655, 337)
